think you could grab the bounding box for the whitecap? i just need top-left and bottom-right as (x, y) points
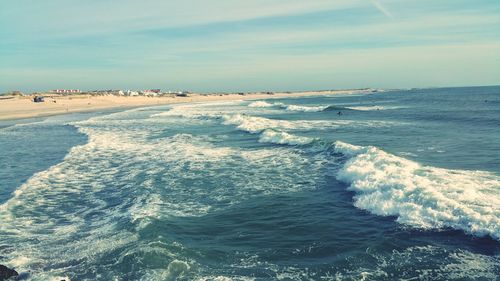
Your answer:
(221, 114), (297, 133)
(334, 141), (500, 240)
(259, 129), (314, 146)
(248, 101), (275, 108)
(248, 101), (329, 112)
(345, 105), (403, 111)
(284, 104), (330, 112)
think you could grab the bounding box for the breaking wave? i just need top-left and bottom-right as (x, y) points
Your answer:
(241, 126), (500, 240)
(346, 105), (405, 111)
(248, 101), (333, 112)
(247, 101), (275, 108)
(248, 101), (405, 112)
(152, 103), (500, 239)
(221, 114), (298, 133)
(220, 114), (395, 134)
(151, 103), (401, 137)
(334, 141), (500, 240)
(0, 108), (328, 278)
(259, 129), (314, 145)
(2, 95), (499, 280)
(285, 104), (332, 112)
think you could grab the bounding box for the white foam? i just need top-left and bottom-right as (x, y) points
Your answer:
(221, 114), (297, 133)
(221, 114), (397, 135)
(334, 141), (500, 240)
(441, 249), (500, 279)
(346, 105), (397, 111)
(259, 129), (314, 146)
(0, 111), (237, 276)
(139, 260), (191, 281)
(129, 193), (164, 229)
(8, 256), (31, 268)
(151, 101), (244, 119)
(284, 104), (329, 112)
(342, 245), (500, 280)
(248, 101), (275, 108)
(152, 103), (402, 136)
(248, 101), (329, 112)
(1, 107), (329, 278)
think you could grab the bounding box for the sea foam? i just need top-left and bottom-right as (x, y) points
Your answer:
(259, 129), (314, 145)
(248, 101), (276, 108)
(221, 114), (297, 133)
(0, 108), (328, 277)
(346, 105), (405, 111)
(285, 104), (330, 112)
(248, 101), (330, 112)
(153, 103), (401, 137)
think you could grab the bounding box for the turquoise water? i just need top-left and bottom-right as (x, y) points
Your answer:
(0, 86), (499, 280)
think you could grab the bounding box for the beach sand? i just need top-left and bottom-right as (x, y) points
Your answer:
(0, 90), (366, 121)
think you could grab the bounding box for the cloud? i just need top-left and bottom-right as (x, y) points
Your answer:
(1, 0), (500, 92)
(370, 0), (393, 18)
(2, 42), (499, 92)
(0, 0), (364, 41)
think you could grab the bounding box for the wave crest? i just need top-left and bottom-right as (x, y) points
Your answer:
(248, 101), (330, 112)
(334, 141), (500, 240)
(248, 101), (275, 108)
(259, 129), (314, 145)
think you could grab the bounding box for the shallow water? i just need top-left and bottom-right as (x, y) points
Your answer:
(0, 86), (499, 280)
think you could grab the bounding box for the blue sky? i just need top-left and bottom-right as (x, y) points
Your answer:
(0, 0), (499, 92)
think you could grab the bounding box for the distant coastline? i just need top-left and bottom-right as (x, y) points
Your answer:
(0, 89), (376, 121)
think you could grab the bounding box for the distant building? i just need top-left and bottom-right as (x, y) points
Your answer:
(141, 90), (160, 96)
(88, 90), (124, 96)
(126, 90), (139, 96)
(107, 90), (124, 96)
(52, 89), (81, 94)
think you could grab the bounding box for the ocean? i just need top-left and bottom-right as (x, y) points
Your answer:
(0, 86), (499, 280)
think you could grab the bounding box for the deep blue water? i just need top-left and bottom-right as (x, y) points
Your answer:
(0, 86), (499, 280)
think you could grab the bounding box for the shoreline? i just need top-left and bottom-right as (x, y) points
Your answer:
(0, 90), (370, 121)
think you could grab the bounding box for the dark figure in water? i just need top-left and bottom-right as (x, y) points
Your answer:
(337, 111), (342, 116)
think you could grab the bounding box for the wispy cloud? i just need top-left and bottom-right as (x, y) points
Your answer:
(2, 43), (498, 92)
(370, 0), (393, 18)
(1, 0), (500, 92)
(0, 0), (364, 41)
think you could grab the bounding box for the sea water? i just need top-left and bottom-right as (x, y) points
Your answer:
(0, 86), (499, 280)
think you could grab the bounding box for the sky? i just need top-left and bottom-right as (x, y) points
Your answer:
(0, 0), (499, 93)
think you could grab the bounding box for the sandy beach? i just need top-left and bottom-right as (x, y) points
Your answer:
(0, 90), (367, 121)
